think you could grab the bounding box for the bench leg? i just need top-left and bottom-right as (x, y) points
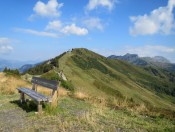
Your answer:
(37, 102), (42, 113)
(20, 93), (25, 103)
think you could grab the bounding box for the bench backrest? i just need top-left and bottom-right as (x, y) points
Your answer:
(31, 77), (59, 91)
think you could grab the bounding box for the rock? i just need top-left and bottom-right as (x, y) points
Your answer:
(58, 71), (67, 81)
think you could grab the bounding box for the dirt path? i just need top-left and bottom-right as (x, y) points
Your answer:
(0, 107), (28, 131)
(0, 95), (31, 131)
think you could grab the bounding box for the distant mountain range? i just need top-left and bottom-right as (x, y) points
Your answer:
(0, 59), (24, 71)
(18, 64), (35, 73)
(108, 54), (175, 72)
(0, 59), (40, 72)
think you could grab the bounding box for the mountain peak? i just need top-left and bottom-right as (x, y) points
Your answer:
(108, 53), (139, 62)
(124, 53), (139, 58)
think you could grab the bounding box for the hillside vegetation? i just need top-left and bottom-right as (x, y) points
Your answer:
(26, 48), (175, 111)
(0, 73), (175, 131)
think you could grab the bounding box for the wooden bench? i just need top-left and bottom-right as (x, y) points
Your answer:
(17, 77), (59, 113)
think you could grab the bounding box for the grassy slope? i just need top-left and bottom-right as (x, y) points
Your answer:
(0, 94), (174, 131)
(0, 72), (174, 131)
(0, 73), (31, 95)
(57, 49), (175, 110)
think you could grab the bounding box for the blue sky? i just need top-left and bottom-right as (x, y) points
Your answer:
(0, 0), (175, 63)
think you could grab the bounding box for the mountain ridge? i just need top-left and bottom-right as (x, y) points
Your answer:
(25, 48), (175, 111)
(108, 53), (175, 72)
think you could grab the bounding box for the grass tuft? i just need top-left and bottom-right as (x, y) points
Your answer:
(72, 91), (88, 100)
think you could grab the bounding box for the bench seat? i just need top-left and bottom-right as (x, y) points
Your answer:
(18, 87), (51, 102)
(17, 77), (59, 113)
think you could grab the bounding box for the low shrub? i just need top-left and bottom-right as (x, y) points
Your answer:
(3, 67), (20, 76)
(61, 80), (74, 92)
(41, 71), (61, 81)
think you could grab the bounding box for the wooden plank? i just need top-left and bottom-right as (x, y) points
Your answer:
(20, 88), (48, 100)
(21, 88), (47, 101)
(17, 88), (48, 102)
(31, 77), (58, 90)
(18, 89), (42, 102)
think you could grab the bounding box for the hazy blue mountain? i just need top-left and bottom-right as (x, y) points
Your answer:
(0, 58), (39, 72)
(152, 56), (170, 63)
(0, 59), (23, 71)
(19, 64), (34, 73)
(19, 60), (45, 73)
(142, 56), (171, 63)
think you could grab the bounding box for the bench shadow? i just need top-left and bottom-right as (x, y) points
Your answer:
(10, 100), (38, 113)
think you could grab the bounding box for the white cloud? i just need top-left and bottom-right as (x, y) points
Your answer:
(0, 37), (13, 54)
(130, 0), (175, 35)
(15, 28), (59, 38)
(61, 24), (88, 36)
(27, 0), (88, 36)
(125, 45), (175, 57)
(86, 0), (117, 11)
(45, 21), (88, 36)
(168, 0), (175, 10)
(45, 20), (62, 31)
(16, 23), (88, 37)
(29, 0), (63, 19)
(83, 17), (104, 31)
(0, 37), (11, 44)
(16, 21), (88, 37)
